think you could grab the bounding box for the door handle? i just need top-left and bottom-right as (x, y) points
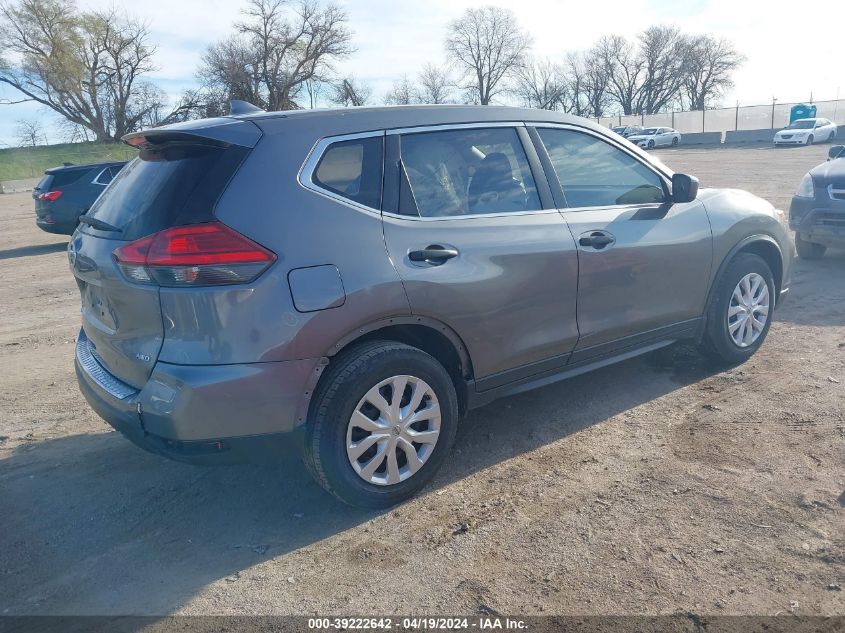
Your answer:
(578, 231), (616, 250)
(408, 245), (459, 264)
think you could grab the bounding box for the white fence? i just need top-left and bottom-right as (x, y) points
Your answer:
(598, 99), (845, 134)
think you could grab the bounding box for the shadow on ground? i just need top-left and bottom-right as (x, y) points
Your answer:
(0, 242), (67, 261)
(777, 248), (845, 327)
(0, 343), (719, 616)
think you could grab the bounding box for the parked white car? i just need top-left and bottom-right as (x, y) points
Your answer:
(627, 127), (682, 149)
(773, 118), (837, 146)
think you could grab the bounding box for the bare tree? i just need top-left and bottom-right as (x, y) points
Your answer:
(329, 76), (371, 107)
(14, 118), (44, 146)
(445, 6), (532, 105)
(514, 57), (567, 110)
(384, 74), (416, 105)
(636, 25), (687, 114)
(304, 76), (327, 108)
(593, 35), (643, 115)
(683, 34), (745, 110)
(0, 0), (168, 141)
(198, 0), (354, 113)
(416, 63), (453, 104)
(565, 50), (610, 118)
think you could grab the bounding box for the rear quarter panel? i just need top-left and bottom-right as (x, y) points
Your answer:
(157, 121), (411, 365)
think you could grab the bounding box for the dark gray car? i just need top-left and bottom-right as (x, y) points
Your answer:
(789, 144), (845, 258)
(71, 104), (793, 508)
(33, 161), (126, 234)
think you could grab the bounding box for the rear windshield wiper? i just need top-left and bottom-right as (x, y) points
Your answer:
(78, 215), (122, 233)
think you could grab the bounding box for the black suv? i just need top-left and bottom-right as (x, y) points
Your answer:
(33, 161), (126, 235)
(789, 144), (845, 258)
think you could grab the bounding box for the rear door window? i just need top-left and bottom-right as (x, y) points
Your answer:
(399, 127), (541, 217)
(313, 136), (383, 209)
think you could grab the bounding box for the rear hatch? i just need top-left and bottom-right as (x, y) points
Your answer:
(33, 167), (87, 216)
(69, 121), (261, 389)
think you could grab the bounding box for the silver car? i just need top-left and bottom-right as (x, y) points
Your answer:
(71, 104), (792, 507)
(628, 127), (682, 149)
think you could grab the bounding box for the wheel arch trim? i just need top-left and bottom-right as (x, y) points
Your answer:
(294, 316), (474, 426)
(705, 233), (784, 317)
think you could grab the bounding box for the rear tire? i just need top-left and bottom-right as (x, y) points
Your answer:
(304, 340), (459, 509)
(700, 253), (776, 365)
(795, 232), (827, 259)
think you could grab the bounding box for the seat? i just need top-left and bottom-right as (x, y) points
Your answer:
(468, 152), (527, 214)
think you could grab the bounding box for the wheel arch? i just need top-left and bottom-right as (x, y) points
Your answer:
(309, 316), (475, 419)
(707, 234), (784, 311)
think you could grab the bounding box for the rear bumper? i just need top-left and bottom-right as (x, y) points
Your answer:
(35, 217), (76, 235)
(75, 330), (319, 464)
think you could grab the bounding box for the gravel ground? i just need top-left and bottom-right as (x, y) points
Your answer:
(0, 142), (843, 617)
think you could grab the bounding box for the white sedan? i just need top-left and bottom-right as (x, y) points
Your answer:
(627, 127), (682, 149)
(773, 118), (837, 146)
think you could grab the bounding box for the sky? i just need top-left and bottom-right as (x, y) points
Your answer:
(1, 0), (843, 146)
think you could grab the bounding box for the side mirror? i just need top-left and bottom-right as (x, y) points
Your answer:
(828, 145), (844, 160)
(671, 173), (699, 203)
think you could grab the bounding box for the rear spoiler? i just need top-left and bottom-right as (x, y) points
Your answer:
(122, 118), (263, 150)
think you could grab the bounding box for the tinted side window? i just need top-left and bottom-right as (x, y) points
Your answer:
(313, 136), (383, 209)
(399, 127), (540, 217)
(49, 170), (85, 188)
(537, 128), (666, 208)
(94, 166), (116, 185)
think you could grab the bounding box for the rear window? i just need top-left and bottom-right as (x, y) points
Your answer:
(48, 170), (86, 188)
(87, 143), (248, 240)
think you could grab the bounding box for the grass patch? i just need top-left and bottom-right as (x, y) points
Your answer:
(0, 142), (138, 182)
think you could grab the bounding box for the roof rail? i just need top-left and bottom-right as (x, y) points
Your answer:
(229, 100), (265, 116)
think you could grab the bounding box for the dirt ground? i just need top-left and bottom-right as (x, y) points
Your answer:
(0, 142), (843, 617)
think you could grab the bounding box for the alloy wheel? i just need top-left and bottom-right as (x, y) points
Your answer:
(727, 272), (770, 348)
(346, 375), (441, 486)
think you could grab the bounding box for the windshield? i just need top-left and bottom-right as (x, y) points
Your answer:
(787, 120), (816, 129)
(612, 127), (625, 132)
(640, 128), (658, 135)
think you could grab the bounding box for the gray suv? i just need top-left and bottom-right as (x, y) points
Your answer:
(71, 104), (793, 508)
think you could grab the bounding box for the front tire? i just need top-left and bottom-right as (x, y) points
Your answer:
(807, 135), (814, 145)
(647, 140), (655, 149)
(304, 341), (459, 508)
(672, 136), (679, 146)
(795, 232), (827, 259)
(700, 253), (776, 365)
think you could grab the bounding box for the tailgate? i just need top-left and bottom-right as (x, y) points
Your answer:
(69, 230), (163, 388)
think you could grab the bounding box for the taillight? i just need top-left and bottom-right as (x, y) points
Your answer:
(38, 191), (62, 202)
(113, 222), (276, 286)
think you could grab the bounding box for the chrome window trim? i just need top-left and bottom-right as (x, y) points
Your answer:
(91, 167), (112, 186)
(386, 121), (526, 135)
(531, 122), (674, 212)
(297, 130), (386, 216)
(382, 209), (562, 222)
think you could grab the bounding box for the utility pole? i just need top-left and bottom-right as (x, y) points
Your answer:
(771, 97), (778, 129)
